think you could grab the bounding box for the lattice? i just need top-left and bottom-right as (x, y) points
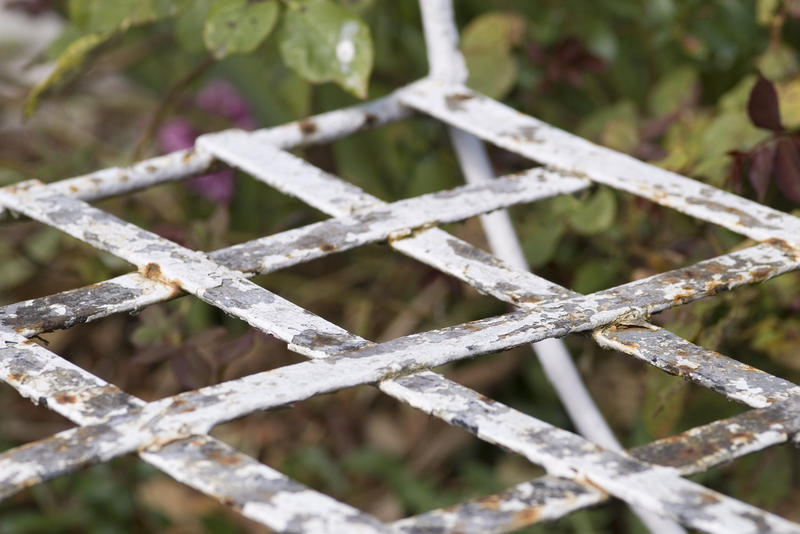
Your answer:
(1, 2), (799, 533)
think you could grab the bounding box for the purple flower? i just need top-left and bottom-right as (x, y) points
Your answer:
(157, 118), (234, 205)
(186, 170), (235, 205)
(156, 80), (256, 205)
(195, 80), (255, 130)
(157, 118), (196, 152)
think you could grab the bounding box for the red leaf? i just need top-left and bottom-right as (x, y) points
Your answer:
(747, 75), (783, 131)
(726, 150), (748, 193)
(774, 138), (800, 203)
(748, 144), (776, 201)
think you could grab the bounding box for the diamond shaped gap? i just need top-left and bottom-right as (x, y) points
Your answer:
(0, 381), (73, 452)
(0, 217), (135, 305)
(503, 186), (749, 296)
(250, 239), (507, 341)
(93, 170), (331, 254)
(209, 383), (539, 523)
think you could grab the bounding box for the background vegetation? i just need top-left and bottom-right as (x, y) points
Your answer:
(1, 0), (800, 532)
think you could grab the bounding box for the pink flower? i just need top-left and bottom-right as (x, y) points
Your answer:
(157, 118), (196, 152)
(195, 80), (255, 130)
(157, 118), (235, 205)
(156, 80), (256, 205)
(186, 171), (235, 205)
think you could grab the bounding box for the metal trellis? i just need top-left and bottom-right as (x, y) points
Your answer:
(1, 2), (799, 533)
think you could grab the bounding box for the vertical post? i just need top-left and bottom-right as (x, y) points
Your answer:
(417, 2), (686, 533)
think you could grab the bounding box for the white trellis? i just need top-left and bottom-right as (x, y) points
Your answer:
(1, 2), (799, 533)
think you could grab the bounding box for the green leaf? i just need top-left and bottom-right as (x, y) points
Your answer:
(461, 12), (525, 51)
(23, 228), (62, 264)
(571, 258), (619, 294)
(578, 101), (639, 153)
(464, 47), (517, 99)
(204, 0), (279, 59)
(78, 0), (191, 33)
(461, 12), (525, 99)
(279, 0), (373, 98)
(406, 151), (459, 198)
(756, 0), (781, 26)
(33, 0), (192, 116)
(522, 220), (565, 268)
(777, 79), (800, 130)
(175, 0), (213, 53)
(641, 366), (687, 439)
(45, 25), (85, 60)
(566, 188), (617, 235)
(648, 66), (698, 117)
(757, 43), (799, 82)
(25, 30), (114, 117)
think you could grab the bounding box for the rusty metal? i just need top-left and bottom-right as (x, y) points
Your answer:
(1, 1), (800, 533)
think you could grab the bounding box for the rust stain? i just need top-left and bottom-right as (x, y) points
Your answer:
(318, 242), (336, 253)
(363, 113), (378, 128)
(730, 432), (755, 445)
(477, 394), (496, 405)
(511, 506), (543, 528)
(700, 493), (721, 504)
(139, 262), (180, 291)
(704, 262), (727, 273)
(220, 496), (238, 508)
(447, 93), (473, 102)
(142, 262), (162, 279)
(55, 393), (77, 404)
(68, 185), (79, 193)
(7, 372), (25, 382)
(298, 119), (317, 136)
(181, 149), (195, 163)
(748, 267), (774, 283)
(22, 476), (42, 488)
(764, 238), (800, 261)
(475, 493), (502, 510)
(445, 93), (475, 111)
(704, 280), (723, 295)
(208, 448), (243, 466)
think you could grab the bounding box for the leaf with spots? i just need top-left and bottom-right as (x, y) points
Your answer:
(204, 0), (279, 59)
(279, 0), (373, 98)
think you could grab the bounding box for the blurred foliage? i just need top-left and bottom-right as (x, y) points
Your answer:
(2, 0), (800, 532)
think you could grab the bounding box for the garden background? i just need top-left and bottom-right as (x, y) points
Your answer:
(1, 0), (800, 532)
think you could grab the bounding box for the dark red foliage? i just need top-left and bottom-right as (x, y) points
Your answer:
(526, 37), (606, 89)
(726, 150), (748, 193)
(748, 144), (776, 200)
(5, 0), (52, 15)
(747, 75), (783, 132)
(774, 138), (800, 204)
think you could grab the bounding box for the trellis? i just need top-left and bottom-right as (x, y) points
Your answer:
(1, 2), (800, 533)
